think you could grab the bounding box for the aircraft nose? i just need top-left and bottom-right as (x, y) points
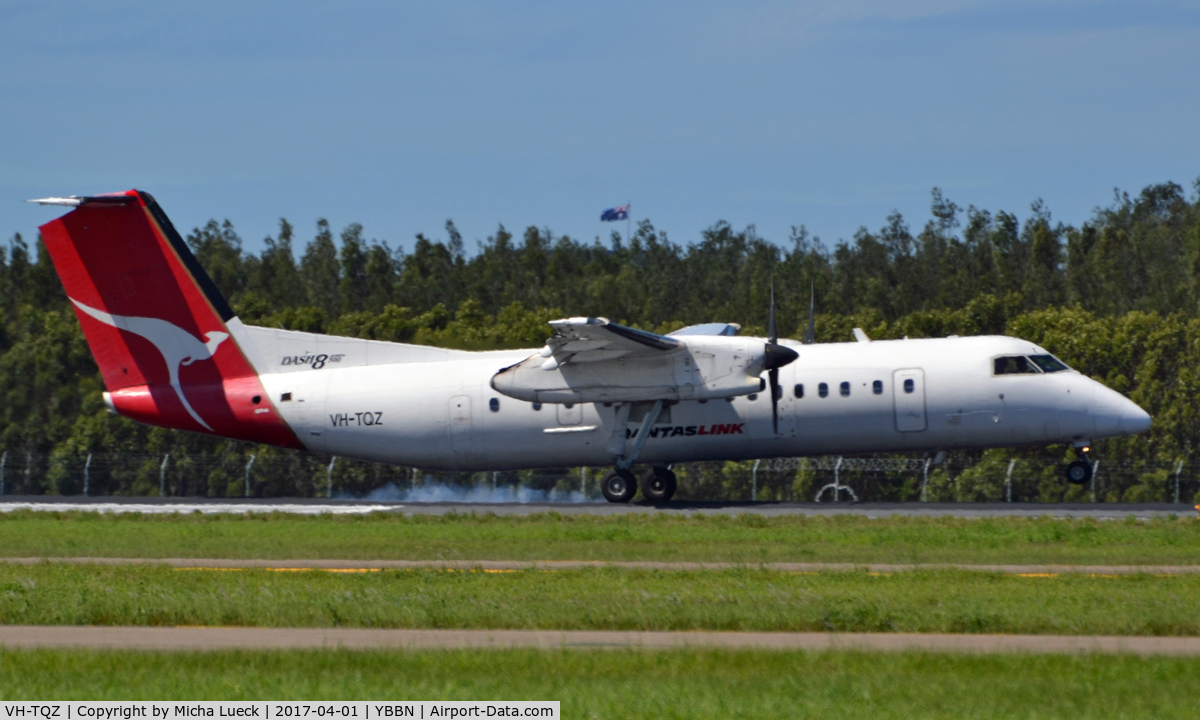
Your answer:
(1091, 386), (1151, 437)
(1122, 402), (1152, 435)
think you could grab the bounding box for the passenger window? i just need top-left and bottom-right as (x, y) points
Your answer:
(840, 382), (850, 397)
(489, 398), (500, 412)
(993, 356), (1040, 375)
(748, 393), (758, 401)
(794, 383), (804, 399)
(818, 383), (829, 398)
(1029, 354), (1070, 373)
(873, 380), (883, 395)
(904, 379), (914, 394)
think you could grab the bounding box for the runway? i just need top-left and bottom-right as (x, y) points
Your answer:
(0, 496), (1196, 518)
(4, 557), (1199, 575)
(0, 625), (1197, 655)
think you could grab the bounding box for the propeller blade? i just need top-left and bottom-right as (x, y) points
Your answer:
(803, 282), (815, 345)
(770, 367), (780, 434)
(768, 277), (777, 344)
(762, 273), (787, 434)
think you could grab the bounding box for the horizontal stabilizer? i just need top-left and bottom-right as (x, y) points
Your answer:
(28, 194), (139, 207)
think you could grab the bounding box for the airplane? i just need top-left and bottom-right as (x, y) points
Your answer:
(30, 190), (1152, 502)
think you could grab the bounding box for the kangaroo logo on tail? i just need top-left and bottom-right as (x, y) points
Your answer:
(70, 299), (228, 431)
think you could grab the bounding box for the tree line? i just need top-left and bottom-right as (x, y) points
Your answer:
(2, 179), (1199, 502)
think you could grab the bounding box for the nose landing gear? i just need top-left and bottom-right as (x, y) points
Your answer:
(1065, 460), (1092, 485)
(1066, 443), (1093, 485)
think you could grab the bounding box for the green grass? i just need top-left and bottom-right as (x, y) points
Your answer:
(1, 511), (1199, 565)
(2, 564), (1199, 635)
(2, 648), (1199, 718)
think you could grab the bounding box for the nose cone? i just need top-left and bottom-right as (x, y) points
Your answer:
(490, 356), (541, 402)
(1122, 403), (1152, 435)
(490, 364), (520, 397)
(763, 342), (799, 371)
(1091, 387), (1152, 437)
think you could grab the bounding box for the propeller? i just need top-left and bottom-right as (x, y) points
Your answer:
(802, 282), (815, 345)
(763, 277), (799, 434)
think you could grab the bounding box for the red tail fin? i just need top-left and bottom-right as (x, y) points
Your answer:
(38, 190), (302, 448)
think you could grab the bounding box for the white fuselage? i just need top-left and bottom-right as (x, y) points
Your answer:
(245, 331), (1150, 471)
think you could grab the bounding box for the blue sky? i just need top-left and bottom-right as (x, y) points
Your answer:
(3, 1), (1198, 255)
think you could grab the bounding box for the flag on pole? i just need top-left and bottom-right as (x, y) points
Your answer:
(600, 204), (629, 222)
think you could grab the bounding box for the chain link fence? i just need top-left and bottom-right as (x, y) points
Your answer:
(0, 449), (1195, 504)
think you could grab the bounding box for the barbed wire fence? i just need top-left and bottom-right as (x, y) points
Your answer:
(0, 449), (1195, 504)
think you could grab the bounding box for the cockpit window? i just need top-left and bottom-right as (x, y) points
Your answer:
(1028, 354), (1070, 373)
(993, 356), (1039, 375)
(993, 354), (1071, 375)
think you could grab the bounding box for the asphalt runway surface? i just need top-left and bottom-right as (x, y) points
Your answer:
(1, 496), (1196, 518)
(1, 626), (1198, 655)
(3, 557), (1198, 575)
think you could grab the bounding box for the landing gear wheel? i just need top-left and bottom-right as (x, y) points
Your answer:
(601, 469), (638, 503)
(1066, 460), (1093, 485)
(641, 467), (678, 502)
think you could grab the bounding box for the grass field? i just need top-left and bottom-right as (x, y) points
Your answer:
(2, 563), (1198, 635)
(2, 648), (1198, 718)
(4, 514), (1197, 715)
(1, 510), (1199, 565)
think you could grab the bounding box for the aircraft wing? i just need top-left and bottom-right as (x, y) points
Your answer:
(492, 317), (767, 404)
(540, 317), (680, 369)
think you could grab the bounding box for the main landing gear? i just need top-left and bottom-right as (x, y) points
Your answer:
(599, 466), (677, 503)
(641, 466), (677, 502)
(600, 469), (637, 503)
(600, 399), (679, 503)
